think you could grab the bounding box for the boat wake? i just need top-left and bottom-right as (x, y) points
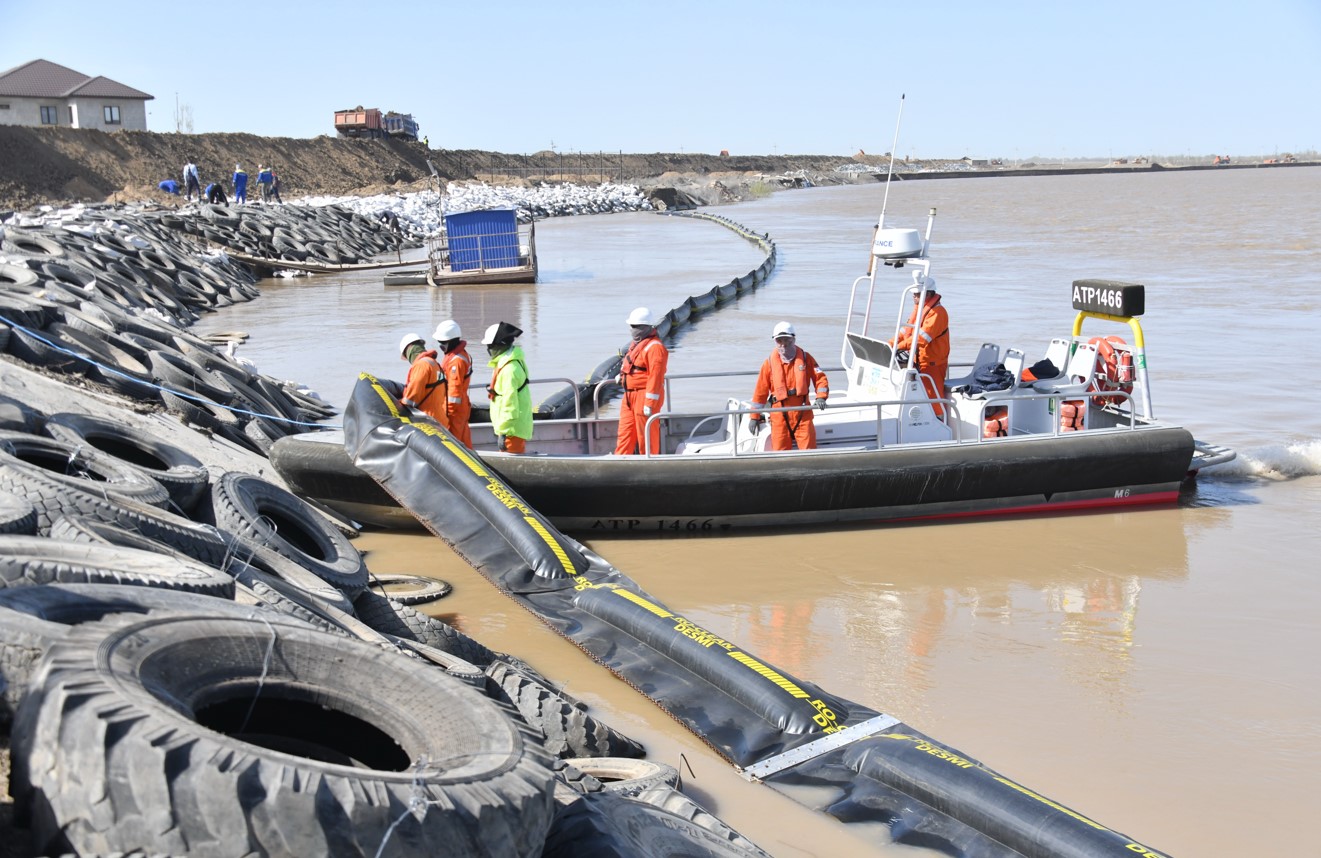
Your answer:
(1197, 438), (1321, 480)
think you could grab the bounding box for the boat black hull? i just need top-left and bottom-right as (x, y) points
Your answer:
(271, 424), (1194, 533)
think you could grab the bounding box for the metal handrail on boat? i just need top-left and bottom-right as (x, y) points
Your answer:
(493, 371), (1143, 455)
(970, 389), (1138, 439)
(645, 394), (963, 456)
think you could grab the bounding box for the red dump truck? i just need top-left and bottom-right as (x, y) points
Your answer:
(334, 107), (419, 140)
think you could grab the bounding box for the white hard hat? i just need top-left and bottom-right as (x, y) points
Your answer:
(482, 321), (522, 346)
(433, 319), (461, 341)
(771, 321), (796, 339)
(626, 307), (654, 327)
(914, 275), (938, 295)
(398, 332), (424, 355)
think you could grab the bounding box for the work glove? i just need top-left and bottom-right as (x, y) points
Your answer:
(814, 397), (827, 411)
(642, 406), (652, 417)
(748, 416), (764, 435)
(496, 434), (506, 451)
(614, 373), (623, 385)
(895, 349), (910, 367)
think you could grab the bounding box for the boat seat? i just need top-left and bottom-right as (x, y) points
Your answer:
(1032, 343), (1098, 394)
(946, 342), (1000, 389)
(974, 349), (1027, 400)
(1035, 337), (1071, 380)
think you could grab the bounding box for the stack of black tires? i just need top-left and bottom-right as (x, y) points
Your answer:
(0, 400), (769, 856)
(1, 208), (338, 454)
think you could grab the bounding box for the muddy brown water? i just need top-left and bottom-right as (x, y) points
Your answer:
(198, 168), (1321, 856)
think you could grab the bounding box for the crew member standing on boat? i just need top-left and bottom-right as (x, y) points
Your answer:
(749, 322), (829, 451)
(484, 321), (532, 454)
(614, 307), (669, 455)
(891, 278), (950, 419)
(398, 333), (449, 429)
(434, 319), (473, 448)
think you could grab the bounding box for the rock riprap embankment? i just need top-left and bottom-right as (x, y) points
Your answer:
(305, 180), (654, 237)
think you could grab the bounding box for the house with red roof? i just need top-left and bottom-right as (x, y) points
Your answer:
(0, 59), (154, 131)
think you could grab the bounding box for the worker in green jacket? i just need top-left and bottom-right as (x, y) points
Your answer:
(483, 321), (532, 453)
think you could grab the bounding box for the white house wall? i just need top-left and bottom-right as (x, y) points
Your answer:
(68, 95), (148, 131)
(0, 95), (148, 131)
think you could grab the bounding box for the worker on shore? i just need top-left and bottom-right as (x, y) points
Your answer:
(256, 165), (273, 202)
(614, 307), (668, 455)
(889, 277), (950, 419)
(433, 319), (473, 448)
(182, 160), (201, 201)
(398, 333), (448, 428)
(232, 164), (248, 204)
(205, 182), (227, 205)
(157, 179), (180, 195)
(483, 321), (531, 454)
(749, 321), (829, 451)
(269, 169), (283, 204)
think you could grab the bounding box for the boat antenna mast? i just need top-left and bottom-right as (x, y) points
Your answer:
(868, 94), (907, 278)
(877, 93), (905, 231)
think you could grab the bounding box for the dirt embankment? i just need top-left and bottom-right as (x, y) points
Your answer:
(0, 126), (871, 212)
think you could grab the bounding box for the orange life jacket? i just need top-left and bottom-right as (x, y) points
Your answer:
(441, 345), (473, 406)
(1061, 400), (1086, 432)
(621, 335), (667, 392)
(983, 406), (1009, 438)
(767, 347), (827, 404)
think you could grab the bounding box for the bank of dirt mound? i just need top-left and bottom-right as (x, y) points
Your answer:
(0, 126), (869, 212)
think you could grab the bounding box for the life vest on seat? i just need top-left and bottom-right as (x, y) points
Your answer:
(983, 405), (1009, 438)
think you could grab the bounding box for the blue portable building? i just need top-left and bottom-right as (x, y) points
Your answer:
(444, 209), (520, 272)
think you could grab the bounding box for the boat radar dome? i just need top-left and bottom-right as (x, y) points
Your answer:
(398, 333), (425, 355)
(871, 227), (923, 260)
(627, 307), (655, 327)
(772, 321), (796, 339)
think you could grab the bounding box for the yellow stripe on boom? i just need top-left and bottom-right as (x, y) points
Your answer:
(364, 374), (406, 419)
(522, 516), (577, 577)
(444, 440), (489, 477)
(728, 651), (810, 699)
(611, 588), (674, 619)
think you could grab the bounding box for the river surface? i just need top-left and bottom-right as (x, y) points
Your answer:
(197, 168), (1321, 857)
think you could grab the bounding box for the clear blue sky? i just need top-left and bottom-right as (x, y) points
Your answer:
(5, 0), (1319, 159)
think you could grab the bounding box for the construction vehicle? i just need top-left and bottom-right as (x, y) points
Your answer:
(334, 107), (419, 141)
(382, 111), (419, 140)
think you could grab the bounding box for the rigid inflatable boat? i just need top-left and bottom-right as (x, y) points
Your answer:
(273, 208), (1233, 533)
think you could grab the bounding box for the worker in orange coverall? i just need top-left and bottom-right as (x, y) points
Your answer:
(398, 332), (448, 429)
(614, 307), (669, 455)
(749, 321), (829, 451)
(433, 319), (473, 448)
(891, 278), (950, 419)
